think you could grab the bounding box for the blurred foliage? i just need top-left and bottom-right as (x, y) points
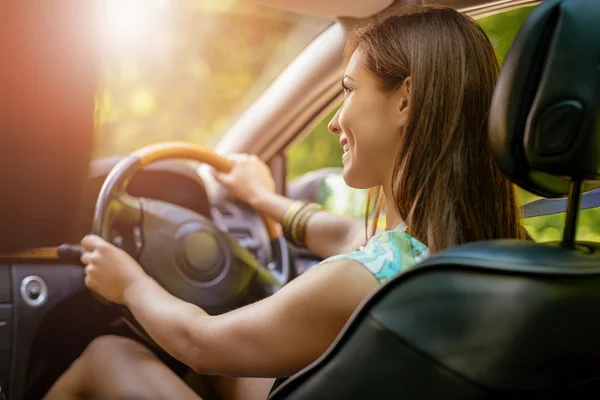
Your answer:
(95, 0), (330, 158)
(317, 173), (367, 218)
(287, 106), (343, 181)
(477, 6), (535, 66)
(288, 4), (600, 243)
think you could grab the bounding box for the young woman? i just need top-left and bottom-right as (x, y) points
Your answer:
(45, 5), (526, 400)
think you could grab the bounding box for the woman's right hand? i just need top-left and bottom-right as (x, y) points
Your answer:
(212, 154), (276, 206)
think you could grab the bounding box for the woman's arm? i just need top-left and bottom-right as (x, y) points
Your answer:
(214, 155), (366, 259)
(249, 190), (366, 258)
(123, 257), (378, 377)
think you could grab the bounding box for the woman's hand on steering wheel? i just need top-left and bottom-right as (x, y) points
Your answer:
(212, 154), (275, 207)
(80, 234), (149, 305)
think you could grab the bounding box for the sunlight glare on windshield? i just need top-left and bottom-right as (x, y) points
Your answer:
(99, 0), (171, 57)
(94, 0), (331, 159)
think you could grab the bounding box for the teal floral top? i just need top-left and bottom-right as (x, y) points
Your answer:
(321, 222), (430, 284)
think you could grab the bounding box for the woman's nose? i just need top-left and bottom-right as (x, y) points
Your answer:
(328, 108), (341, 135)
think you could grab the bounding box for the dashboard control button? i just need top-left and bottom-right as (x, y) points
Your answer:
(20, 276), (48, 307)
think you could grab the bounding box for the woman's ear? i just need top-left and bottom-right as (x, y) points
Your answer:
(398, 76), (412, 124)
(400, 99), (408, 112)
(399, 76), (411, 111)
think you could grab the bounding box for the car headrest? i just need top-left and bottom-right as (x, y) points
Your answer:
(488, 0), (600, 198)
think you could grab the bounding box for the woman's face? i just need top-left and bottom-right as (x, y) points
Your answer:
(328, 49), (410, 189)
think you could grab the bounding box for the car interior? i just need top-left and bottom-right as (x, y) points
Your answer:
(1, 0), (599, 399)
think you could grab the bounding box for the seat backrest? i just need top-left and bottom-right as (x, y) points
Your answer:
(270, 242), (600, 399)
(0, 0), (97, 252)
(269, 0), (600, 398)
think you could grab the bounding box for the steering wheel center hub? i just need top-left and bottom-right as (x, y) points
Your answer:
(176, 222), (228, 283)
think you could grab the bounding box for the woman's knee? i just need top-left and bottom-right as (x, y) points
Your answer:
(46, 336), (170, 399)
(81, 335), (153, 365)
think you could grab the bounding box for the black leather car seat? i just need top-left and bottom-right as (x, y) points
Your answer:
(268, 0), (600, 398)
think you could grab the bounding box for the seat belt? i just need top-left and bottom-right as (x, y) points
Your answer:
(521, 187), (600, 218)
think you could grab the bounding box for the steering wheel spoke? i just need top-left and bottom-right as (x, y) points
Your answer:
(113, 193), (143, 225)
(91, 193), (144, 254)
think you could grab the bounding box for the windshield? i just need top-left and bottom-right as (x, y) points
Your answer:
(94, 0), (331, 158)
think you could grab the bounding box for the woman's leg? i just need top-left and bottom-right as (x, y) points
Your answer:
(44, 335), (202, 400)
(208, 376), (275, 400)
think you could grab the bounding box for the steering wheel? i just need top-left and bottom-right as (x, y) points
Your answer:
(90, 142), (292, 314)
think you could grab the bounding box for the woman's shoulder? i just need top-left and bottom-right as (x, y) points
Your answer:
(322, 222), (430, 284)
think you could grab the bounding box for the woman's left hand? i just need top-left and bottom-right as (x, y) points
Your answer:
(80, 234), (148, 304)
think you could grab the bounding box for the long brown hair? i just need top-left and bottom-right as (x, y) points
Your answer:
(351, 5), (526, 251)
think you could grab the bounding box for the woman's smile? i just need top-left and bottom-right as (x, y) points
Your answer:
(340, 137), (350, 162)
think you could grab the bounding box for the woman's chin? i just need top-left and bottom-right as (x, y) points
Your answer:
(342, 164), (373, 190)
